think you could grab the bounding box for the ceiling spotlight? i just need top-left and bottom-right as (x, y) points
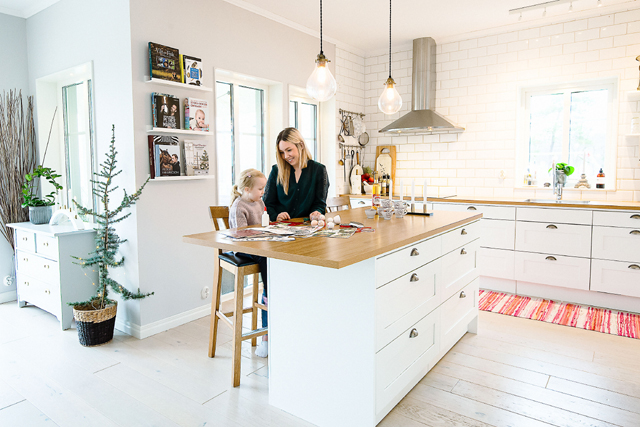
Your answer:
(569, 2), (573, 12)
(543, 7), (547, 16)
(597, 0), (602, 6)
(518, 12), (522, 21)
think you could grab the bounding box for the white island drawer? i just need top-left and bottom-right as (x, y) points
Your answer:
(441, 239), (479, 302)
(15, 229), (35, 253)
(478, 248), (515, 280)
(480, 219), (515, 250)
(517, 207), (592, 225)
(591, 259), (640, 298)
(375, 259), (440, 351)
(376, 309), (439, 413)
(442, 221), (480, 254)
(441, 278), (478, 351)
(593, 210), (640, 228)
(515, 251), (590, 291)
(515, 221), (591, 258)
(376, 236), (441, 287)
(592, 226), (640, 263)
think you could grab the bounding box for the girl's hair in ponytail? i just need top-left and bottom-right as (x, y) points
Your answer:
(229, 168), (266, 206)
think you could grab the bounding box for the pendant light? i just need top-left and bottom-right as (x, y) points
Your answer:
(306, 0), (337, 102)
(378, 0), (402, 115)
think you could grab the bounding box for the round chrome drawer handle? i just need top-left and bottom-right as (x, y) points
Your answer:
(410, 248), (419, 257)
(546, 256), (557, 261)
(461, 228), (467, 235)
(460, 248), (467, 255)
(630, 230), (640, 235)
(409, 328), (419, 338)
(467, 206), (477, 211)
(460, 291), (466, 298)
(629, 264), (640, 270)
(410, 273), (419, 282)
(546, 224), (558, 229)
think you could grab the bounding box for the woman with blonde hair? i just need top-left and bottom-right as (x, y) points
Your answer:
(263, 127), (329, 222)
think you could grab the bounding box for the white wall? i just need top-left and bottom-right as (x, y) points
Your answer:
(0, 13), (29, 302)
(362, 6), (640, 202)
(129, 0), (336, 329)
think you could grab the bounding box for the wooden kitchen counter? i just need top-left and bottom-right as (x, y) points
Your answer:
(183, 208), (482, 269)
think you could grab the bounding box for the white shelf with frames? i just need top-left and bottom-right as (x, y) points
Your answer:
(150, 175), (215, 182)
(146, 126), (211, 136)
(145, 76), (212, 92)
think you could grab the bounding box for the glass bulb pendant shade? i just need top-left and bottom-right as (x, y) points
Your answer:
(307, 53), (337, 102)
(378, 77), (402, 115)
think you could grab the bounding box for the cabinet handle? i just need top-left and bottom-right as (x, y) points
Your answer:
(410, 248), (419, 257)
(629, 265), (640, 270)
(461, 228), (467, 235)
(460, 248), (467, 255)
(24, 281), (29, 286)
(44, 265), (49, 269)
(23, 258), (28, 262)
(410, 273), (419, 282)
(460, 291), (466, 298)
(546, 224), (558, 229)
(44, 290), (50, 295)
(43, 242), (49, 246)
(630, 230), (640, 235)
(358, 201), (365, 205)
(409, 328), (419, 338)
(22, 237), (27, 241)
(545, 256), (557, 261)
(467, 206), (477, 211)
(631, 214), (640, 220)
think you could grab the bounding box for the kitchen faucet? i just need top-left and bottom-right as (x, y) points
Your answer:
(552, 162), (563, 201)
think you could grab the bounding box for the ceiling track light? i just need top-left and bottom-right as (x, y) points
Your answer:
(509, 0), (582, 16)
(543, 7), (547, 16)
(518, 12), (523, 21)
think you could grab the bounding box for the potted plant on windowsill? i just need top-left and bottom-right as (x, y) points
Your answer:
(549, 163), (575, 187)
(21, 165), (63, 224)
(69, 125), (153, 347)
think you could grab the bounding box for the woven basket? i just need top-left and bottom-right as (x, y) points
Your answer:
(73, 302), (117, 347)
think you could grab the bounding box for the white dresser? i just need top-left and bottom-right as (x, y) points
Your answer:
(8, 222), (98, 330)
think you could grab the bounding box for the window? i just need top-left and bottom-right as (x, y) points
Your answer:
(216, 80), (266, 206)
(518, 79), (617, 188)
(290, 98), (318, 160)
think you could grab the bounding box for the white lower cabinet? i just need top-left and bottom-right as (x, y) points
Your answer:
(591, 259), (640, 298)
(441, 278), (479, 351)
(479, 247), (515, 280)
(515, 221), (592, 258)
(480, 219), (515, 250)
(592, 226), (640, 263)
(515, 251), (591, 291)
(441, 239), (479, 302)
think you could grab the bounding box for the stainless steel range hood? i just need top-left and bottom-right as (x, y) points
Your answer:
(379, 37), (464, 134)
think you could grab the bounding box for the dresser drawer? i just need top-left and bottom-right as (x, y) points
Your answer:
(376, 236), (441, 288)
(375, 259), (440, 352)
(350, 198), (372, 209)
(515, 221), (591, 258)
(515, 251), (590, 291)
(433, 203), (515, 220)
(593, 210), (640, 228)
(592, 226), (640, 263)
(478, 247), (515, 280)
(15, 229), (35, 252)
(442, 221), (480, 254)
(16, 250), (60, 284)
(441, 239), (479, 302)
(591, 259), (640, 298)
(376, 308), (439, 412)
(16, 273), (61, 317)
(481, 219), (515, 250)
(517, 207), (592, 225)
(35, 234), (58, 260)
(441, 278), (478, 350)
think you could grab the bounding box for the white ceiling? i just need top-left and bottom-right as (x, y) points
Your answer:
(0, 0), (58, 18)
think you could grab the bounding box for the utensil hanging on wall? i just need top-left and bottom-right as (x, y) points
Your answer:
(359, 132), (369, 147)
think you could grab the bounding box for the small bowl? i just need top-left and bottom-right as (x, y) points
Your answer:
(395, 208), (406, 219)
(365, 208), (376, 219)
(380, 208), (393, 220)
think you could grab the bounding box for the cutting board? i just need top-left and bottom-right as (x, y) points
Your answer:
(375, 145), (396, 193)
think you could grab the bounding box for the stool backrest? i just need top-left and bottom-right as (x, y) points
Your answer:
(209, 206), (230, 231)
(326, 196), (351, 212)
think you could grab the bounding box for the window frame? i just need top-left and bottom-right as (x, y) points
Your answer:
(289, 95), (319, 161)
(516, 77), (618, 189)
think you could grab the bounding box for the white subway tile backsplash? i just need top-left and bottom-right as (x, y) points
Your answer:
(564, 19), (589, 33)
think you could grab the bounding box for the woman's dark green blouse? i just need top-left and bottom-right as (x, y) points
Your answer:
(263, 160), (330, 221)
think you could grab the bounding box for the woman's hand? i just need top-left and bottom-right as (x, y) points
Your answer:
(309, 211), (322, 221)
(276, 212), (291, 221)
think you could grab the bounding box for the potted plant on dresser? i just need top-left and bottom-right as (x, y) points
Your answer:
(21, 165), (63, 224)
(69, 126), (153, 346)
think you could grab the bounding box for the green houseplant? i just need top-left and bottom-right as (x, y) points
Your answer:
(548, 163), (575, 187)
(69, 126), (153, 346)
(21, 165), (63, 224)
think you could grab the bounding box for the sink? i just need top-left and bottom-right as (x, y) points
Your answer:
(524, 199), (591, 204)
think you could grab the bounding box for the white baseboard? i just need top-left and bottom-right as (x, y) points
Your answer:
(115, 293), (233, 339)
(0, 290), (17, 304)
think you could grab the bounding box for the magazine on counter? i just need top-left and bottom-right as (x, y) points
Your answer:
(149, 42), (181, 82)
(184, 97), (209, 131)
(153, 136), (181, 177)
(182, 55), (203, 85)
(152, 93), (180, 129)
(183, 140), (210, 176)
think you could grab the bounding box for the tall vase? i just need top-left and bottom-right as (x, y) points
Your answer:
(556, 170), (567, 187)
(28, 206), (53, 224)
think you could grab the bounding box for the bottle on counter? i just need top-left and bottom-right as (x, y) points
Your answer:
(596, 168), (605, 189)
(381, 174), (387, 197)
(262, 207), (270, 226)
(372, 173), (381, 212)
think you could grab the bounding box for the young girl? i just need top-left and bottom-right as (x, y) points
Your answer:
(229, 168), (269, 358)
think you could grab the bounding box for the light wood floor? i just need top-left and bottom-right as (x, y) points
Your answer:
(1, 300), (639, 427)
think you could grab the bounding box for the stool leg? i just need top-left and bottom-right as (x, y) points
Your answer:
(232, 268), (245, 387)
(251, 273), (260, 347)
(208, 254), (223, 358)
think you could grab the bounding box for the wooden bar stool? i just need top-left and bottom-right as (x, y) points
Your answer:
(326, 196), (352, 212)
(208, 206), (268, 387)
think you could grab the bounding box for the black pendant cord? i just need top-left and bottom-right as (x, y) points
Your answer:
(320, 0), (324, 55)
(388, 0), (392, 79)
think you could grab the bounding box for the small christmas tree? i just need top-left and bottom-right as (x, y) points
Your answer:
(200, 149), (209, 170)
(70, 125), (153, 310)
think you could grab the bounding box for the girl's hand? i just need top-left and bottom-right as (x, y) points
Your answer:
(309, 211), (322, 221)
(277, 212), (290, 221)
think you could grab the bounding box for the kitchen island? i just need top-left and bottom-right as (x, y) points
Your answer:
(184, 208), (482, 426)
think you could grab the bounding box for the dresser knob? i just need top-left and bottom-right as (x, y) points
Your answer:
(45, 265), (49, 269)
(45, 290), (50, 295)
(460, 291), (466, 298)
(25, 282), (29, 286)
(461, 229), (467, 235)
(409, 328), (419, 338)
(43, 242), (49, 246)
(22, 237), (27, 241)
(410, 273), (419, 282)
(460, 248), (467, 255)
(410, 248), (419, 257)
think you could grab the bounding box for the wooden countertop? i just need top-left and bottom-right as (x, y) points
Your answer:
(183, 208), (482, 269)
(341, 194), (640, 211)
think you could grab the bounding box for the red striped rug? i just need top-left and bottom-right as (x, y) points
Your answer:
(479, 290), (640, 339)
